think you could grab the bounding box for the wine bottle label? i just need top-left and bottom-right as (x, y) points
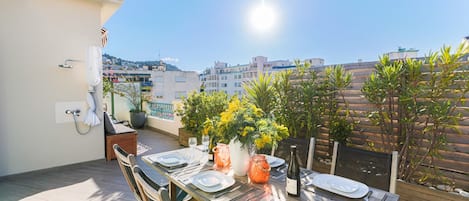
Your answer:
(208, 153), (214, 161)
(286, 177), (298, 195)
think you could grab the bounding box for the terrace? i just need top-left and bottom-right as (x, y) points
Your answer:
(1, 0), (468, 201)
(0, 129), (179, 201)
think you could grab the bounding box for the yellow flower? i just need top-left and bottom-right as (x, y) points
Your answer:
(255, 138), (264, 148)
(254, 133), (273, 149)
(257, 119), (268, 127)
(262, 133), (272, 143)
(203, 97), (289, 148)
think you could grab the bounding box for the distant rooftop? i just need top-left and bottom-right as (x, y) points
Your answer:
(396, 47), (418, 52)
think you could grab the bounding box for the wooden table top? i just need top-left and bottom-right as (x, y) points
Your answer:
(142, 148), (399, 201)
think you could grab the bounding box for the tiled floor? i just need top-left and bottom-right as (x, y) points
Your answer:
(0, 129), (182, 201)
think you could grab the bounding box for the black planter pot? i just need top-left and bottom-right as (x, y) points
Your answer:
(130, 111), (146, 128)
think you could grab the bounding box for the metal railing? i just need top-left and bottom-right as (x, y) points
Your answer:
(148, 102), (174, 120)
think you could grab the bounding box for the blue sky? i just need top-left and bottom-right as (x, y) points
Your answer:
(104, 0), (469, 72)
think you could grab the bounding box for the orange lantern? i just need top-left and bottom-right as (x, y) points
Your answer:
(248, 154), (271, 183)
(212, 143), (230, 168)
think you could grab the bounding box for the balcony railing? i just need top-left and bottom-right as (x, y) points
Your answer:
(149, 102), (174, 120)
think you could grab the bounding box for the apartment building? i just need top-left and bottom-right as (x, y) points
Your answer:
(385, 47), (419, 60)
(103, 69), (200, 103)
(200, 56), (324, 96)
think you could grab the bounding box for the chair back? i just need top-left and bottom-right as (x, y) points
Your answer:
(273, 137), (315, 169)
(132, 164), (170, 201)
(330, 142), (398, 193)
(113, 144), (141, 200)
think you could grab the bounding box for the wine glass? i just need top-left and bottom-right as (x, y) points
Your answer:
(201, 135), (210, 152)
(188, 137), (197, 149)
(188, 137), (198, 161)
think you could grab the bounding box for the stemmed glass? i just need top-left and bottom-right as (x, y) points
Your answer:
(188, 137), (197, 149)
(188, 137), (197, 161)
(201, 135), (210, 152)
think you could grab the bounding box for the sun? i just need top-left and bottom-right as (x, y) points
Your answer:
(249, 2), (276, 33)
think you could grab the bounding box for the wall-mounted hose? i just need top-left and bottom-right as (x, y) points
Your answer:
(65, 109), (91, 135)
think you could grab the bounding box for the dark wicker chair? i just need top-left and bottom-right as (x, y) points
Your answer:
(330, 142), (398, 193)
(272, 137), (315, 170)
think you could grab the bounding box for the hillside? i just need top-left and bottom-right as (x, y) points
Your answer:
(102, 54), (181, 71)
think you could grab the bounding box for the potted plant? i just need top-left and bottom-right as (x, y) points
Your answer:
(330, 118), (352, 145)
(203, 97), (289, 176)
(175, 91), (228, 146)
(113, 79), (151, 129)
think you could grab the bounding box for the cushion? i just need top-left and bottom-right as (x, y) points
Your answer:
(114, 124), (137, 134)
(104, 112), (117, 134)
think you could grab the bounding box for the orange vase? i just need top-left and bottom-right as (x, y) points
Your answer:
(248, 154), (271, 184)
(212, 143), (230, 168)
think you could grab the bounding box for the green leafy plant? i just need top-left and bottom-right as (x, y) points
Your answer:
(323, 65), (354, 145)
(329, 117), (352, 144)
(103, 78), (113, 98)
(243, 73), (276, 116)
(272, 60), (324, 138)
(113, 81), (151, 113)
(271, 62), (353, 142)
(361, 42), (469, 184)
(175, 91), (229, 137)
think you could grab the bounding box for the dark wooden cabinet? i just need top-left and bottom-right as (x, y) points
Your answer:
(105, 132), (137, 161)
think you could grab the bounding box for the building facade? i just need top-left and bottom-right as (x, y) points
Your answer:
(103, 69), (200, 103)
(200, 56), (324, 96)
(385, 47), (419, 60)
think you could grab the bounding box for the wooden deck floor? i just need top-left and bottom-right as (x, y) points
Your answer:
(0, 129), (181, 201)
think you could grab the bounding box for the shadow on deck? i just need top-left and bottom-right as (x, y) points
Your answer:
(0, 129), (181, 201)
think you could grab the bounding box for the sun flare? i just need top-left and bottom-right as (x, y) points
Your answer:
(250, 2), (276, 32)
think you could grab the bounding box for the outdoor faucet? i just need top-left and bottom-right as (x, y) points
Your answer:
(65, 109), (81, 117)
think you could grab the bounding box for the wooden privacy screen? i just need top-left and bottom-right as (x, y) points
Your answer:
(300, 62), (469, 189)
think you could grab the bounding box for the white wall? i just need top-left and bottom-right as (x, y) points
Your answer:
(152, 71), (201, 103)
(0, 0), (119, 176)
(106, 94), (183, 136)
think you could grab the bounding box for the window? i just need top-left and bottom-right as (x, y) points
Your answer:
(175, 91), (186, 99)
(154, 91), (164, 99)
(175, 76), (186, 82)
(221, 83), (227, 88)
(154, 76), (164, 83)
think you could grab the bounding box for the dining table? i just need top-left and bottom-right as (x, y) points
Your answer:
(142, 147), (400, 201)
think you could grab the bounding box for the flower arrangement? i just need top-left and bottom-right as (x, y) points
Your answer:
(203, 97), (289, 150)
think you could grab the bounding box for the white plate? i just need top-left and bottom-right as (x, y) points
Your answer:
(198, 176), (221, 187)
(191, 171), (235, 193)
(149, 153), (187, 168)
(264, 155), (285, 168)
(311, 174), (369, 198)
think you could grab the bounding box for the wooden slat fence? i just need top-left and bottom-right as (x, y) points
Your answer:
(301, 63), (469, 189)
